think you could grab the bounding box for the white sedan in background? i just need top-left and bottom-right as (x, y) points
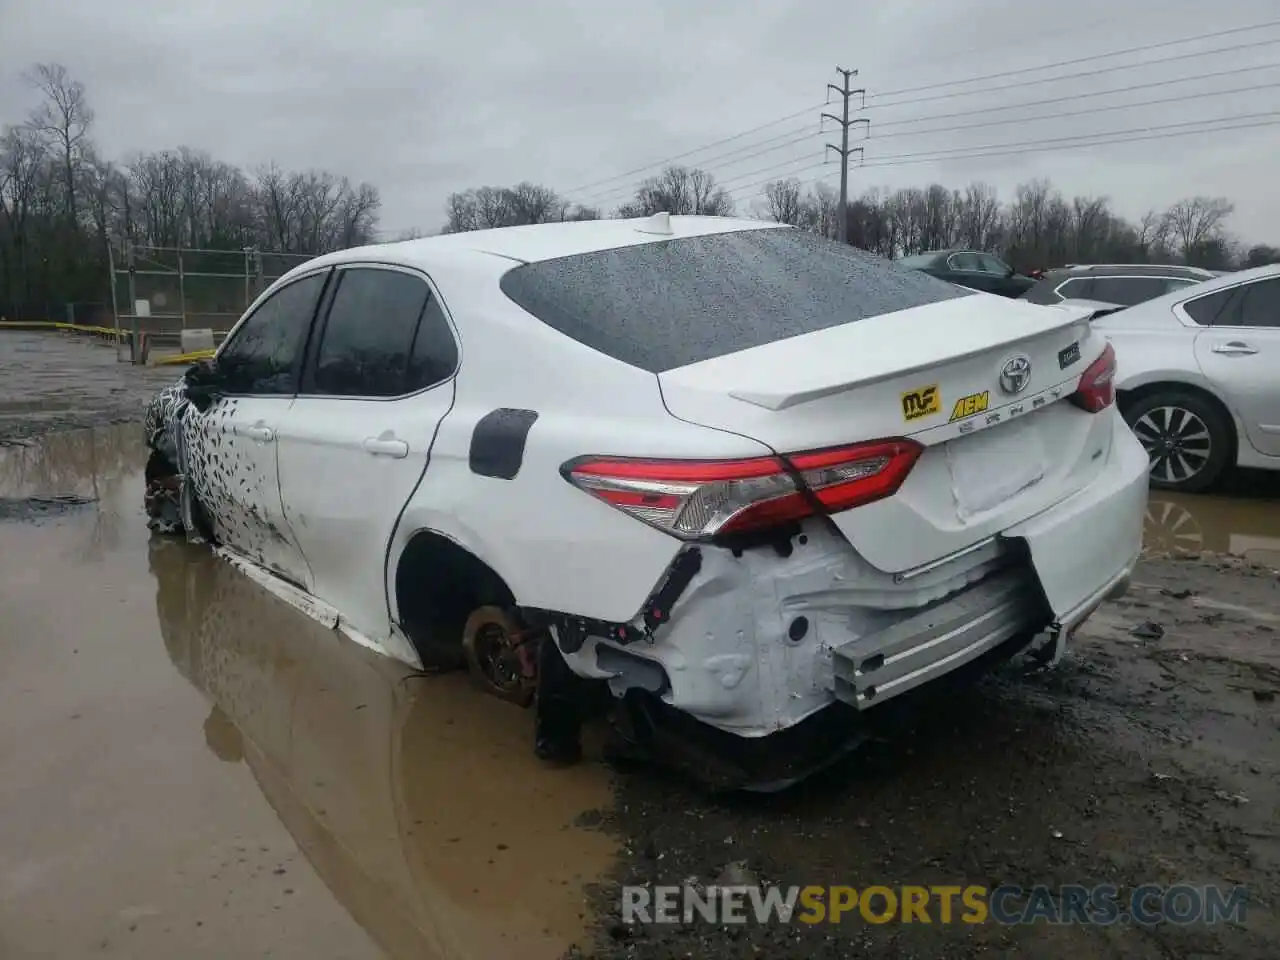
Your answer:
(143, 214), (1147, 784)
(1093, 263), (1280, 492)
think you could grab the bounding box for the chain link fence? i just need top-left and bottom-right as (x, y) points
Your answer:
(109, 243), (316, 361)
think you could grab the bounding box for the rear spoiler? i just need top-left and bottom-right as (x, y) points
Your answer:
(1085, 306), (1126, 321)
(1051, 300), (1126, 323)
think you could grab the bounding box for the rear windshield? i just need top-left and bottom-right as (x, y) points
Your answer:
(498, 227), (971, 373)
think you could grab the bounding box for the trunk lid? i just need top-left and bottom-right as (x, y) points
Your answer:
(658, 296), (1112, 573)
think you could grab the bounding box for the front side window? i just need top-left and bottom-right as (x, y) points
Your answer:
(977, 253), (1009, 275)
(218, 271), (328, 395)
(310, 268), (431, 397)
(947, 252), (982, 271)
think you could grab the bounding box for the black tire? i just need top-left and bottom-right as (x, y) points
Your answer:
(1122, 390), (1232, 493)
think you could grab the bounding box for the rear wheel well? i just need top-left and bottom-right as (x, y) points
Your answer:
(1117, 381), (1238, 462)
(394, 532), (515, 669)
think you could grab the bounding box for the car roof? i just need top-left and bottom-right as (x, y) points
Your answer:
(1047, 264), (1215, 279)
(301, 214), (786, 273)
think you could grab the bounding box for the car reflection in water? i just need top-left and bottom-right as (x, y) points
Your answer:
(1144, 488), (1280, 567)
(148, 538), (615, 960)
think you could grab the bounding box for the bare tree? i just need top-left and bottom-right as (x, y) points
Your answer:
(562, 204), (601, 221)
(763, 179), (805, 226)
(1069, 196), (1109, 262)
(800, 182), (840, 240)
(1243, 244), (1280, 268)
(618, 165), (733, 217)
(24, 63), (94, 224)
(1164, 196), (1234, 263)
(440, 182), (573, 232)
(506, 182), (568, 224)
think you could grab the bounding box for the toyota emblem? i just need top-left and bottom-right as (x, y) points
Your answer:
(998, 355), (1032, 395)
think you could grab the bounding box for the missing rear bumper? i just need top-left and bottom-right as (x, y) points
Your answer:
(830, 566), (1050, 710)
(1039, 564), (1134, 665)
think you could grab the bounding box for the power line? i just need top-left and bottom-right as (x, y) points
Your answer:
(572, 32), (1280, 208)
(701, 57), (1280, 195)
(859, 36), (1280, 112)
(708, 76), (1280, 201)
(562, 101), (824, 195)
(871, 61), (1280, 129)
(737, 114), (1280, 214)
(850, 80), (1280, 144)
(724, 111), (1280, 200)
(862, 18), (1280, 103)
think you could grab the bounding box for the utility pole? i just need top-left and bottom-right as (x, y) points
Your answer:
(822, 67), (868, 243)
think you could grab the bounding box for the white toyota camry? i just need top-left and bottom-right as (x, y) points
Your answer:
(143, 213), (1148, 783)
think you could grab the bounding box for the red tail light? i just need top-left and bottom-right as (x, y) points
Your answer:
(1069, 341), (1116, 413)
(563, 439), (922, 541)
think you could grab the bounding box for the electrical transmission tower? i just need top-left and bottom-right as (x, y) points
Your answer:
(823, 67), (869, 243)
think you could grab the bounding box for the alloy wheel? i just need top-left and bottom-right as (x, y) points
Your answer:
(1131, 406), (1212, 485)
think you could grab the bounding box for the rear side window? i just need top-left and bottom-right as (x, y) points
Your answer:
(407, 297), (460, 388)
(1183, 288), (1234, 325)
(1054, 277), (1094, 301)
(310, 267), (435, 397)
(498, 228), (971, 373)
(1089, 276), (1176, 307)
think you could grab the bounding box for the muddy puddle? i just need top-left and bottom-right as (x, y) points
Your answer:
(3, 421), (1278, 960)
(0, 423), (615, 959)
(1146, 479), (1280, 568)
(0, 331), (175, 444)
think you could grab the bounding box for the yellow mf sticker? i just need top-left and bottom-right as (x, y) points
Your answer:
(901, 384), (941, 421)
(949, 390), (990, 422)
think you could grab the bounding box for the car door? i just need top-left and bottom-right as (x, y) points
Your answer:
(1187, 276), (1280, 456)
(943, 252), (994, 292)
(273, 263), (460, 642)
(189, 268), (330, 587)
(976, 253), (1033, 297)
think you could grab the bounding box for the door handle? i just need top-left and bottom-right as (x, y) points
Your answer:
(1211, 341), (1258, 356)
(242, 426), (274, 441)
(363, 437), (409, 458)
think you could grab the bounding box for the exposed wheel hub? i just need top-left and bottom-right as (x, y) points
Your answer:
(461, 605), (538, 708)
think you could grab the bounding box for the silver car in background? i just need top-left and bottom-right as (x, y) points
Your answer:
(1093, 264), (1280, 492)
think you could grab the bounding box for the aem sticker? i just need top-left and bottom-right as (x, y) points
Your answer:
(1058, 341), (1081, 369)
(901, 384), (941, 421)
(949, 390), (990, 422)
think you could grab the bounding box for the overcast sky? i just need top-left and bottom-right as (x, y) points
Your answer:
(2, 0), (1278, 243)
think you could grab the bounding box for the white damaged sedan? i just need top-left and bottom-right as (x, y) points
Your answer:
(143, 214), (1148, 786)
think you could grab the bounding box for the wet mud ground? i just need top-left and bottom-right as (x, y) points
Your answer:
(0, 331), (175, 446)
(1, 332), (1277, 959)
